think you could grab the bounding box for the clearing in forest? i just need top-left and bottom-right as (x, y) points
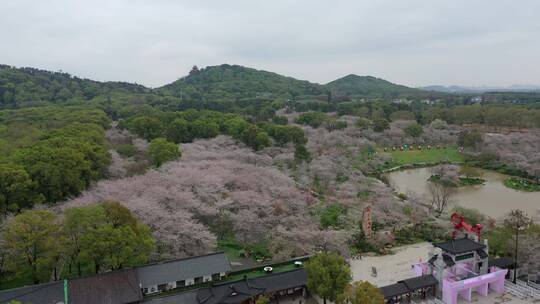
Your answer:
(388, 146), (465, 166)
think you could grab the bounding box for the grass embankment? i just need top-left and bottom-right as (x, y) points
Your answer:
(217, 239), (271, 261)
(388, 147), (465, 166)
(504, 178), (540, 192)
(428, 175), (486, 187)
(458, 177), (485, 186)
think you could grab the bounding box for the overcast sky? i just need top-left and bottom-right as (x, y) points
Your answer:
(1, 0), (539, 88)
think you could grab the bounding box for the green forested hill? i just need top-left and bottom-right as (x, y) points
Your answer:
(157, 64), (327, 101)
(4, 63), (537, 112)
(0, 64), (148, 108)
(326, 74), (431, 99)
(1, 63), (448, 110)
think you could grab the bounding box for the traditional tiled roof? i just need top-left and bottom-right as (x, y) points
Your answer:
(0, 281), (64, 304)
(197, 269), (307, 304)
(476, 249), (488, 259)
(137, 252), (231, 287)
(428, 253), (456, 267)
(144, 268), (307, 304)
(68, 268), (143, 304)
(489, 257), (516, 269)
(399, 274), (438, 291)
(433, 237), (485, 255)
(380, 282), (409, 299)
(380, 274), (438, 300)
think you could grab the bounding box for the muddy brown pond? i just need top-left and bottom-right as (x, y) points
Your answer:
(388, 167), (540, 220)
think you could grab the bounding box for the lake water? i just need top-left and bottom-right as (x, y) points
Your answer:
(388, 167), (540, 220)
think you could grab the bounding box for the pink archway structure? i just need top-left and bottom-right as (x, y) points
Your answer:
(442, 266), (507, 304)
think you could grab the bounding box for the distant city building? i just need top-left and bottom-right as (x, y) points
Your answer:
(471, 96), (483, 103)
(391, 99), (412, 104)
(420, 99), (435, 105)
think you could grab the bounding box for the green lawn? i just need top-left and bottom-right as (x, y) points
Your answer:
(388, 146), (465, 166)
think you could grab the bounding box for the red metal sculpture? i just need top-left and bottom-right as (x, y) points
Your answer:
(450, 212), (482, 239)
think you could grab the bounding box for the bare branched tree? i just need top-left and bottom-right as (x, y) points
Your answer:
(504, 210), (532, 282)
(428, 165), (457, 216)
(428, 182), (455, 216)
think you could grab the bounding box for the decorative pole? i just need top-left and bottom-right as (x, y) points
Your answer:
(64, 279), (69, 304)
(362, 205), (373, 239)
(513, 226), (519, 284)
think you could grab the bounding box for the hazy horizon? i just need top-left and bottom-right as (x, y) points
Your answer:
(2, 0), (539, 88)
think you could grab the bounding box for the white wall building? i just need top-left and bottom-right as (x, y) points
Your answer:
(137, 252), (231, 294)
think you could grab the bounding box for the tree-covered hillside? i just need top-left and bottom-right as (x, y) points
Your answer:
(157, 64), (327, 101)
(326, 74), (446, 99)
(4, 63), (539, 112)
(0, 64), (148, 108)
(0, 106), (111, 213)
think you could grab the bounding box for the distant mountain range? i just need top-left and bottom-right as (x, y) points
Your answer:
(2, 63), (538, 109)
(159, 64), (448, 101)
(421, 85), (540, 94)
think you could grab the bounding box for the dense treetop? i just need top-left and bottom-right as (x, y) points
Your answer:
(0, 106), (111, 211)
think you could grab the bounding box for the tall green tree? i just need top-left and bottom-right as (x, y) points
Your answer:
(223, 117), (250, 139)
(458, 131), (483, 149)
(64, 206), (107, 276)
(295, 112), (328, 128)
(372, 118), (390, 132)
(166, 118), (191, 143)
(355, 118), (372, 130)
(147, 138), (181, 167)
(15, 145), (92, 202)
(102, 201), (139, 229)
(0, 164), (44, 213)
(4, 210), (62, 284)
(503, 209), (531, 283)
(191, 119), (219, 139)
(69, 202), (155, 274)
(404, 123), (423, 137)
(305, 253), (352, 304)
(255, 295), (270, 304)
(130, 116), (163, 140)
(240, 126), (271, 151)
(337, 281), (384, 304)
(294, 144), (312, 163)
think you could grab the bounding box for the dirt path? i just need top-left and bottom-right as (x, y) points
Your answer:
(349, 242), (432, 287)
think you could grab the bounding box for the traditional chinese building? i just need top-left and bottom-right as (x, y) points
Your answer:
(381, 236), (510, 304)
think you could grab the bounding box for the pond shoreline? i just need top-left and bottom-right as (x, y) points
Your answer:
(387, 166), (540, 220)
(380, 161), (538, 190)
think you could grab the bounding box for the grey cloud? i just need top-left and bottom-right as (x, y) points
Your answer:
(1, 0), (539, 87)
